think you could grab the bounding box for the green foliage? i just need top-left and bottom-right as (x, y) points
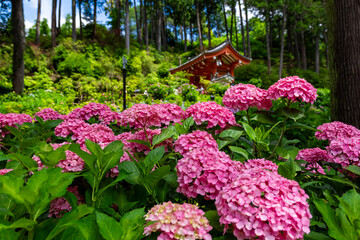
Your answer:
(179, 84), (199, 102)
(206, 83), (230, 96)
(148, 82), (172, 100)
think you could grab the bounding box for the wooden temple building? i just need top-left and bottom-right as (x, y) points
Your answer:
(169, 41), (251, 86)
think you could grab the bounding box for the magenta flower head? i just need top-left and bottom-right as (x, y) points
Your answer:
(244, 158), (278, 172)
(215, 168), (311, 240)
(267, 76), (317, 104)
(118, 104), (160, 129)
(176, 148), (243, 200)
(48, 186), (84, 218)
(153, 103), (185, 126)
(296, 148), (329, 175)
(315, 121), (360, 141)
(54, 118), (90, 140)
(35, 108), (64, 121)
(67, 102), (118, 125)
(174, 130), (218, 156)
(185, 101), (236, 129)
(0, 169), (13, 175)
(222, 83), (272, 112)
(0, 113), (32, 137)
(327, 136), (360, 168)
(144, 201), (212, 240)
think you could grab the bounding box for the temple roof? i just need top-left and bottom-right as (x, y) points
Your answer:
(169, 41), (251, 74)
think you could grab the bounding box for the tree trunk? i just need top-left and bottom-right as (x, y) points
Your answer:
(265, 0), (271, 74)
(230, 4), (234, 42)
(315, 35), (319, 73)
(279, 4), (286, 78)
(184, 16), (187, 52)
(324, 27), (329, 68)
(233, 6), (238, 49)
(196, 0), (203, 51)
(238, 0), (246, 55)
(207, 8), (211, 48)
(79, 0), (82, 38)
(300, 28), (307, 70)
(223, 1), (228, 40)
(139, 0), (143, 46)
(190, 23), (193, 47)
(180, 25), (183, 42)
(125, 0), (130, 55)
(72, 0), (76, 41)
(58, 0), (61, 34)
(35, 0), (41, 46)
(93, 0), (97, 38)
(293, 29), (300, 68)
(328, 0), (360, 128)
(134, 0), (140, 44)
(174, 24), (177, 44)
(157, 8), (161, 52)
(51, 0), (57, 47)
(144, 0), (149, 52)
(244, 0), (251, 57)
(11, 0), (25, 94)
(162, 4), (167, 51)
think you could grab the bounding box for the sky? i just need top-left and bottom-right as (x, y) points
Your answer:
(23, 0), (108, 32)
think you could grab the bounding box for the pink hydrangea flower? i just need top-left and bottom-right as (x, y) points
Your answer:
(0, 169), (13, 175)
(33, 142), (84, 172)
(222, 83), (272, 112)
(153, 103), (185, 126)
(117, 104), (160, 129)
(244, 158), (278, 172)
(48, 186), (84, 218)
(0, 113), (32, 137)
(184, 101), (236, 129)
(176, 148), (243, 200)
(174, 130), (218, 156)
(315, 121), (360, 141)
(144, 201), (212, 240)
(327, 136), (360, 168)
(34, 108), (64, 121)
(267, 76), (317, 104)
(215, 168), (311, 240)
(54, 118), (90, 140)
(296, 148), (329, 175)
(75, 124), (115, 147)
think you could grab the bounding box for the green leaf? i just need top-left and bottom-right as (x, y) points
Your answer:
(103, 140), (124, 154)
(281, 107), (304, 120)
(127, 139), (151, 149)
(9, 153), (38, 170)
(278, 158), (299, 180)
(276, 145), (299, 160)
(252, 111), (277, 124)
(69, 144), (96, 173)
(101, 151), (124, 176)
(229, 146), (249, 160)
(304, 231), (332, 240)
(143, 165), (170, 190)
(0, 208), (14, 217)
(96, 212), (122, 240)
(174, 123), (186, 135)
(46, 205), (94, 240)
(96, 169), (130, 197)
(345, 165), (360, 175)
(0, 218), (36, 231)
(118, 161), (141, 185)
(337, 189), (360, 224)
(0, 175), (25, 205)
(0, 229), (20, 239)
(152, 128), (174, 146)
(241, 122), (257, 142)
(205, 210), (223, 232)
(321, 176), (359, 189)
(262, 121), (282, 140)
(118, 208), (145, 239)
(286, 122), (319, 132)
(217, 129), (243, 142)
(4, 126), (22, 139)
(85, 140), (103, 158)
(143, 146), (165, 174)
(163, 172), (178, 187)
(38, 146), (68, 167)
(183, 117), (194, 131)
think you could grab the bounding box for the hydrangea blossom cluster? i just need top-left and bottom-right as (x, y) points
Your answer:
(267, 76), (317, 104)
(67, 102), (118, 125)
(222, 83), (272, 112)
(75, 124), (115, 147)
(315, 121), (360, 141)
(33, 142), (85, 172)
(48, 186), (84, 218)
(118, 104), (160, 128)
(296, 148), (329, 175)
(54, 118), (90, 140)
(174, 130), (218, 156)
(244, 158), (278, 172)
(0, 169), (13, 175)
(0, 113), (33, 137)
(184, 101), (236, 129)
(327, 136), (360, 168)
(153, 103), (185, 126)
(34, 108), (64, 121)
(215, 168), (311, 240)
(176, 148), (243, 200)
(144, 201), (212, 240)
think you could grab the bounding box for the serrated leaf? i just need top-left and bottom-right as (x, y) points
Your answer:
(9, 153), (38, 170)
(85, 140), (103, 158)
(229, 146), (249, 160)
(96, 211), (122, 240)
(69, 144), (96, 172)
(152, 128), (174, 146)
(252, 111), (277, 124)
(38, 146), (67, 167)
(345, 165), (360, 175)
(241, 122), (257, 142)
(127, 139), (151, 149)
(118, 161), (141, 185)
(103, 141), (124, 154)
(118, 208), (145, 239)
(337, 189), (360, 224)
(281, 107), (304, 120)
(143, 146), (165, 174)
(143, 165), (170, 190)
(276, 145), (299, 160)
(4, 126), (22, 139)
(278, 158), (299, 180)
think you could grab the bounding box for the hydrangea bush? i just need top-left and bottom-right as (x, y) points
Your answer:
(0, 76), (359, 240)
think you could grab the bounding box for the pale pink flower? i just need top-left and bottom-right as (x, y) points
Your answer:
(267, 76), (317, 104)
(215, 168), (311, 240)
(144, 201), (212, 240)
(222, 83), (272, 112)
(184, 101), (236, 129)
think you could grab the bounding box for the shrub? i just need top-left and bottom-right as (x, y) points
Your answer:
(148, 82), (171, 100)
